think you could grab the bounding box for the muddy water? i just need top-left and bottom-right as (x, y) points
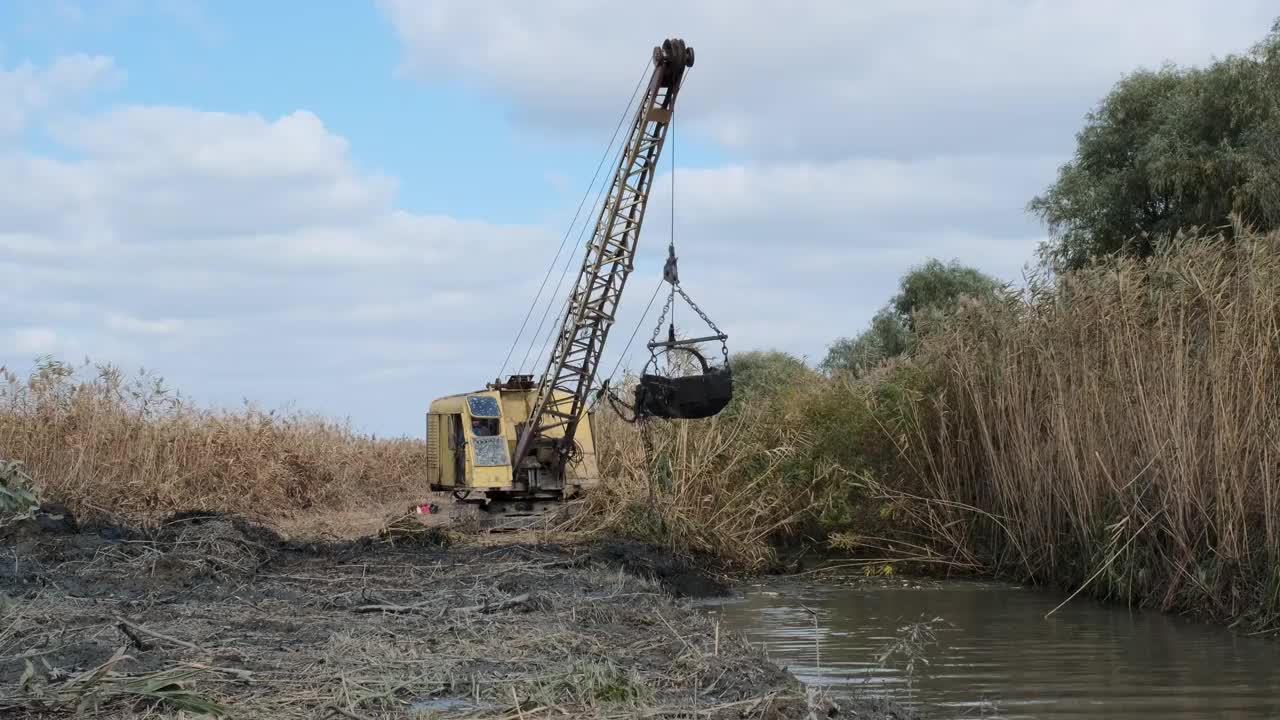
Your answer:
(697, 576), (1280, 719)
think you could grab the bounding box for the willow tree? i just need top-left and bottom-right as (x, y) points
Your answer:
(822, 259), (1000, 376)
(1031, 19), (1280, 270)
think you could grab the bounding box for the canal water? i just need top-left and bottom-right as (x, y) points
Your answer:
(696, 575), (1280, 719)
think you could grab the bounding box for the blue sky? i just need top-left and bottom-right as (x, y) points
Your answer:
(1, 1), (729, 222)
(2, 1), (1275, 436)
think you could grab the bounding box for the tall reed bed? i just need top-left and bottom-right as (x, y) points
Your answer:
(579, 375), (839, 570)
(577, 356), (931, 571)
(0, 358), (426, 524)
(907, 230), (1280, 627)
(583, 229), (1280, 630)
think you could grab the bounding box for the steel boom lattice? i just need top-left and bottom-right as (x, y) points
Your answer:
(512, 39), (694, 477)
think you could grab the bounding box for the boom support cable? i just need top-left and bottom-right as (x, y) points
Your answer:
(596, 68), (691, 396)
(518, 67), (652, 377)
(521, 117), (634, 376)
(499, 61), (652, 380)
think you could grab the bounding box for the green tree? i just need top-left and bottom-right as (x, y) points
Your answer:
(1031, 19), (1280, 270)
(820, 309), (911, 376)
(891, 259), (1002, 331)
(725, 350), (815, 415)
(822, 259), (1000, 375)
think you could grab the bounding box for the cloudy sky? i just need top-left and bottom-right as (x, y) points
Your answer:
(1, 1), (1275, 437)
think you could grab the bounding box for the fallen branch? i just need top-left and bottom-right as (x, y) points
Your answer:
(350, 602), (431, 615)
(113, 616), (209, 654)
(117, 622), (151, 652)
(325, 703), (375, 720)
(352, 593), (531, 616)
(456, 593), (531, 614)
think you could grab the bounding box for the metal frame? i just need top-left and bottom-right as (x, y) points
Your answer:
(512, 39), (694, 480)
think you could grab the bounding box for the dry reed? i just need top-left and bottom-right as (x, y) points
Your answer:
(0, 357), (427, 526)
(578, 376), (840, 571)
(904, 228), (1280, 628)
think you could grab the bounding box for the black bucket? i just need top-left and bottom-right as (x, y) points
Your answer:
(633, 365), (733, 420)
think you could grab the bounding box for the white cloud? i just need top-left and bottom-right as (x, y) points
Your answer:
(0, 54), (119, 137)
(12, 327), (58, 354)
(379, 0), (1276, 159)
(104, 313), (183, 336)
(9, 6), (1275, 434)
(5, 108), (398, 240)
(375, 0), (1277, 373)
(651, 155), (1062, 236)
(0, 77), (564, 433)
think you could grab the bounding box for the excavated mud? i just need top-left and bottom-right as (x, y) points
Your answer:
(0, 510), (914, 719)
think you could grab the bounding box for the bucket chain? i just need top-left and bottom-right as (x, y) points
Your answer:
(649, 282), (728, 365)
(673, 284), (729, 365)
(649, 288), (676, 348)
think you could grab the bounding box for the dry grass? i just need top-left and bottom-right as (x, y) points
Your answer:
(0, 518), (818, 719)
(0, 357), (428, 528)
(576, 379), (839, 572)
(903, 228), (1280, 628)
(0, 352), (825, 567)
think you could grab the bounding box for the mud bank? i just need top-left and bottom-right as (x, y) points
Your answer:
(0, 511), (916, 719)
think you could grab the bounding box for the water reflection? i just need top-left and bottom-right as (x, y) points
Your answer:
(697, 577), (1280, 719)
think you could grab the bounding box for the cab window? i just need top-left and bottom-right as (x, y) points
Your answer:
(470, 417), (500, 437)
(466, 395), (502, 439)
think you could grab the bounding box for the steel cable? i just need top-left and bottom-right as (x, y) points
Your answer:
(498, 60), (652, 380)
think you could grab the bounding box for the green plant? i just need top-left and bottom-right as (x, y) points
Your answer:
(871, 615), (947, 701)
(823, 259), (1001, 376)
(0, 458), (39, 524)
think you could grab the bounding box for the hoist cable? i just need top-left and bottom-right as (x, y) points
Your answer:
(526, 283), (571, 376)
(498, 60), (651, 380)
(521, 131), (625, 376)
(600, 276), (666, 391)
(518, 65), (653, 377)
(597, 68), (692, 396)
(668, 97), (676, 365)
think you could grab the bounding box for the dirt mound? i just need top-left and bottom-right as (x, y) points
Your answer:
(156, 513), (276, 576)
(377, 514), (454, 548)
(0, 511), (917, 719)
(0, 503), (78, 544)
(154, 510), (287, 544)
(589, 539), (731, 598)
(1, 510), (293, 603)
(4, 509), (726, 601)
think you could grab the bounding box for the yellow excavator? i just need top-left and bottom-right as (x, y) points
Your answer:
(425, 38), (731, 526)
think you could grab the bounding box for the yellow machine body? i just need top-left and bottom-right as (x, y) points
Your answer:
(425, 386), (600, 502)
